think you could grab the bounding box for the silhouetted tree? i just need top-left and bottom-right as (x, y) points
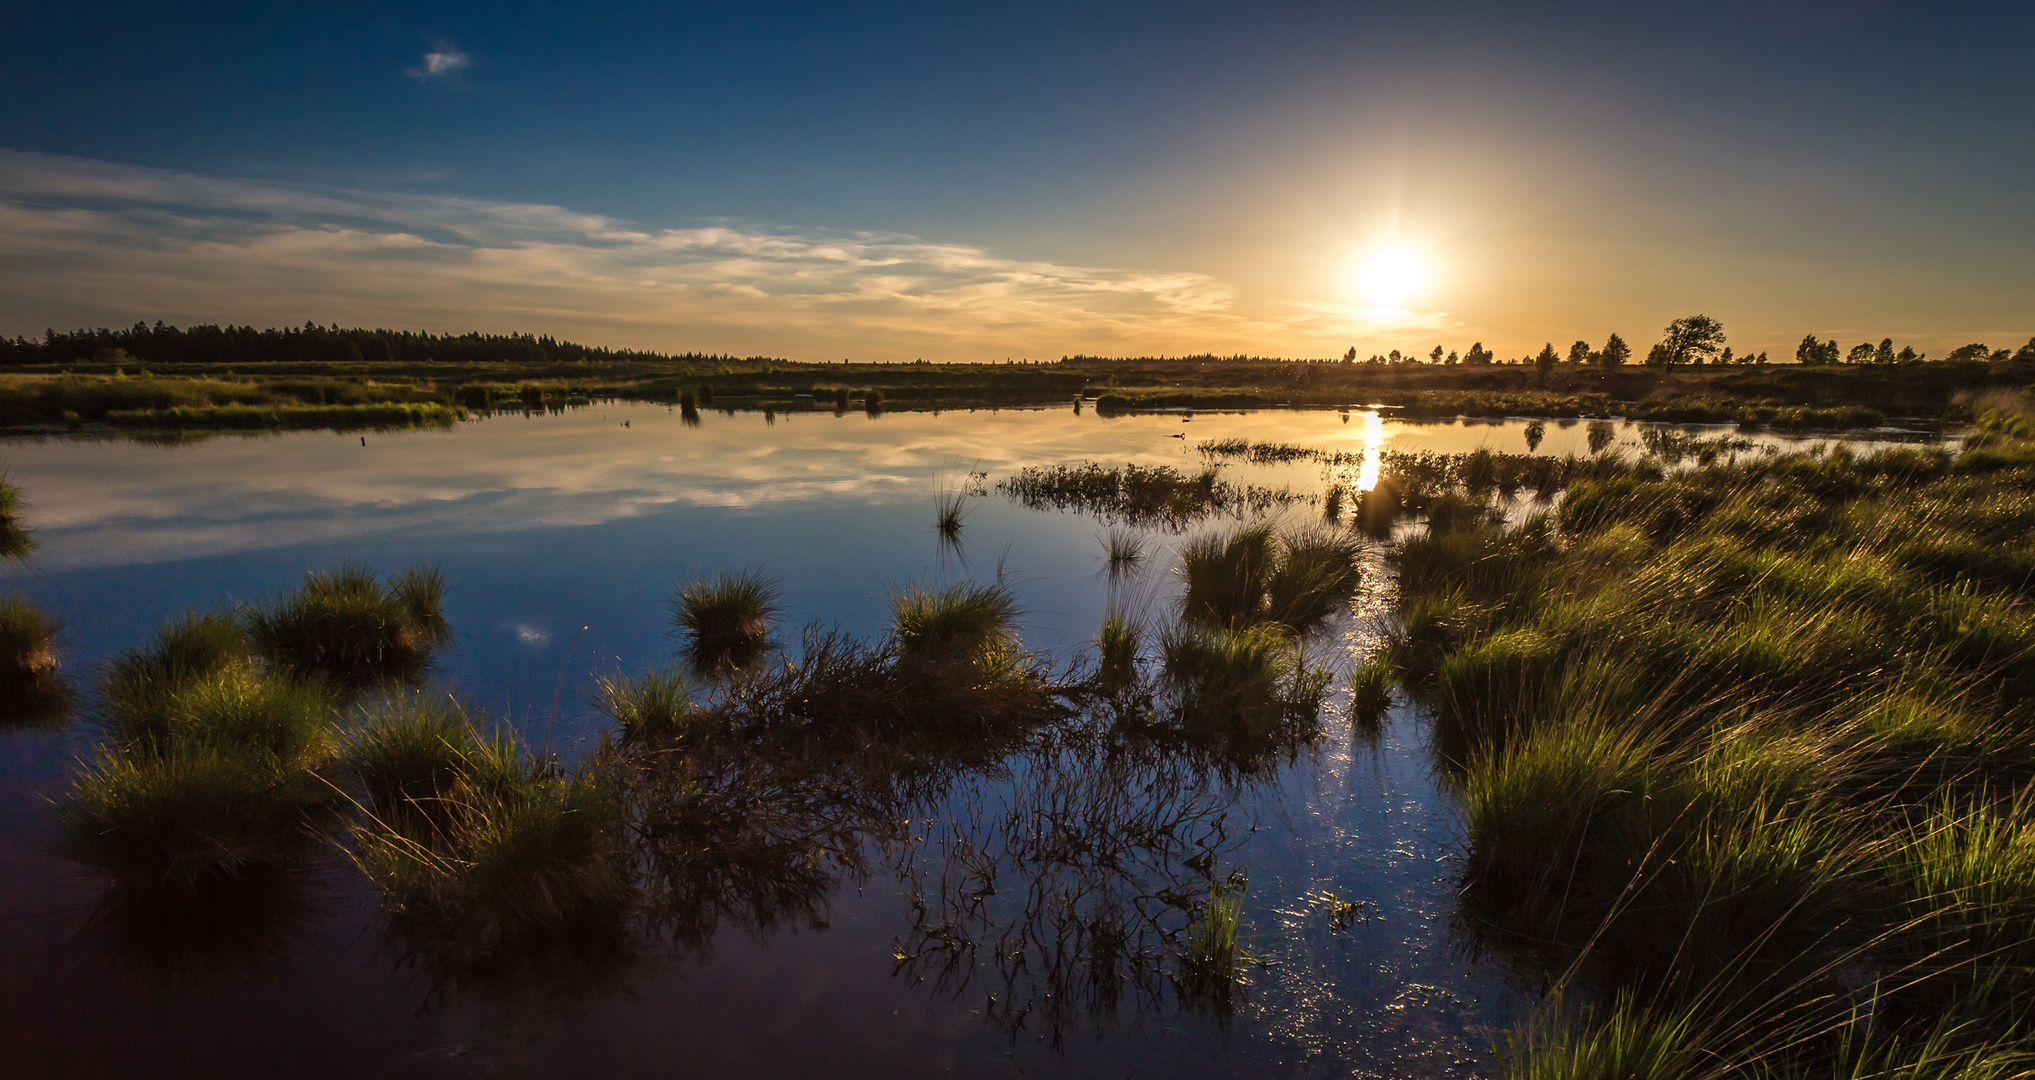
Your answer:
(1653, 315), (1726, 371)
(1795, 334), (1839, 366)
(1598, 333), (1630, 369)
(1465, 342), (1494, 365)
(1429, 345), (1444, 363)
(1846, 342), (1876, 364)
(1566, 340), (1590, 365)
(1873, 338), (1895, 365)
(1533, 343), (1558, 387)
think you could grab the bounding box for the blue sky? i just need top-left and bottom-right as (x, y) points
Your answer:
(2, 1), (2029, 360)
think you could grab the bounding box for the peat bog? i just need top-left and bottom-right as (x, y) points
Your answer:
(0, 391), (2022, 1078)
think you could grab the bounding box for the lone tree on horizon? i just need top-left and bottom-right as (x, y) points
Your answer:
(1597, 332), (1631, 369)
(1651, 315), (1726, 371)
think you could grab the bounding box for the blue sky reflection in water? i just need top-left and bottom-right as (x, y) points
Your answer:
(0, 404), (1917, 1077)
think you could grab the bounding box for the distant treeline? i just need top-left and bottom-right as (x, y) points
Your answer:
(1069, 316), (2035, 374)
(0, 322), (784, 369)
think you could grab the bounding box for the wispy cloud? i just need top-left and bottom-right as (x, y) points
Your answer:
(406, 46), (470, 82)
(0, 150), (1408, 359)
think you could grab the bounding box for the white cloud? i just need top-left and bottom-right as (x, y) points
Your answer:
(407, 47), (470, 82)
(0, 150), (1403, 359)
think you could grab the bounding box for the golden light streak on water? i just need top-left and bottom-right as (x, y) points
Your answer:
(1356, 410), (1384, 492)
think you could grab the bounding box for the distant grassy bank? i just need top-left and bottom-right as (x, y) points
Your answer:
(2, 322), (2031, 431)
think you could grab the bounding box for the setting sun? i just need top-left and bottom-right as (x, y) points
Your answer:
(1355, 247), (1426, 307)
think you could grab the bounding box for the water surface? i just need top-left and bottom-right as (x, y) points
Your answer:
(0, 403), (1926, 1077)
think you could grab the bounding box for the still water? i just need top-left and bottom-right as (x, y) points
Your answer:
(0, 403), (1915, 1078)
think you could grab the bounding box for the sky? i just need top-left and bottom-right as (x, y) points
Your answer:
(1, 0), (2029, 362)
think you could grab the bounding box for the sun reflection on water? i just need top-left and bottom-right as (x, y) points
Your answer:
(1356, 410), (1384, 492)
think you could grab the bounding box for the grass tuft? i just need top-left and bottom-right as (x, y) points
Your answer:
(1095, 610), (1143, 690)
(592, 667), (712, 746)
(246, 565), (451, 689)
(1180, 525), (1277, 627)
(0, 594), (66, 725)
(890, 582), (1022, 671)
(1102, 526), (1145, 576)
(671, 569), (782, 673)
(0, 479), (33, 559)
(346, 700), (630, 969)
(1265, 527), (1364, 633)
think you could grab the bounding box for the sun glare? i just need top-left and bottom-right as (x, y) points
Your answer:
(1355, 248), (1426, 308)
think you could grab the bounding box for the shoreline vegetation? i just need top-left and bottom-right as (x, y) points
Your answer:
(0, 321), (2030, 432)
(1392, 392), (2035, 1078)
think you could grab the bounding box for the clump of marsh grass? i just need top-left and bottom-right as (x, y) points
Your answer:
(102, 610), (249, 730)
(710, 623), (1060, 741)
(671, 569), (782, 673)
(934, 489), (969, 540)
(1265, 527), (1363, 632)
(66, 615), (343, 886)
(0, 594), (67, 725)
(1180, 525), (1276, 627)
(344, 692), (504, 828)
(1094, 610), (1143, 691)
(1159, 622), (1327, 743)
(591, 667), (712, 747)
(1179, 524), (1363, 635)
(1346, 649), (1394, 733)
(65, 739), (337, 886)
(1101, 526), (1145, 578)
(1175, 879), (1251, 1011)
(998, 461), (1308, 530)
(1354, 475), (1403, 539)
(890, 582), (1022, 673)
(345, 699), (630, 968)
(246, 564), (450, 689)
(0, 479), (32, 559)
